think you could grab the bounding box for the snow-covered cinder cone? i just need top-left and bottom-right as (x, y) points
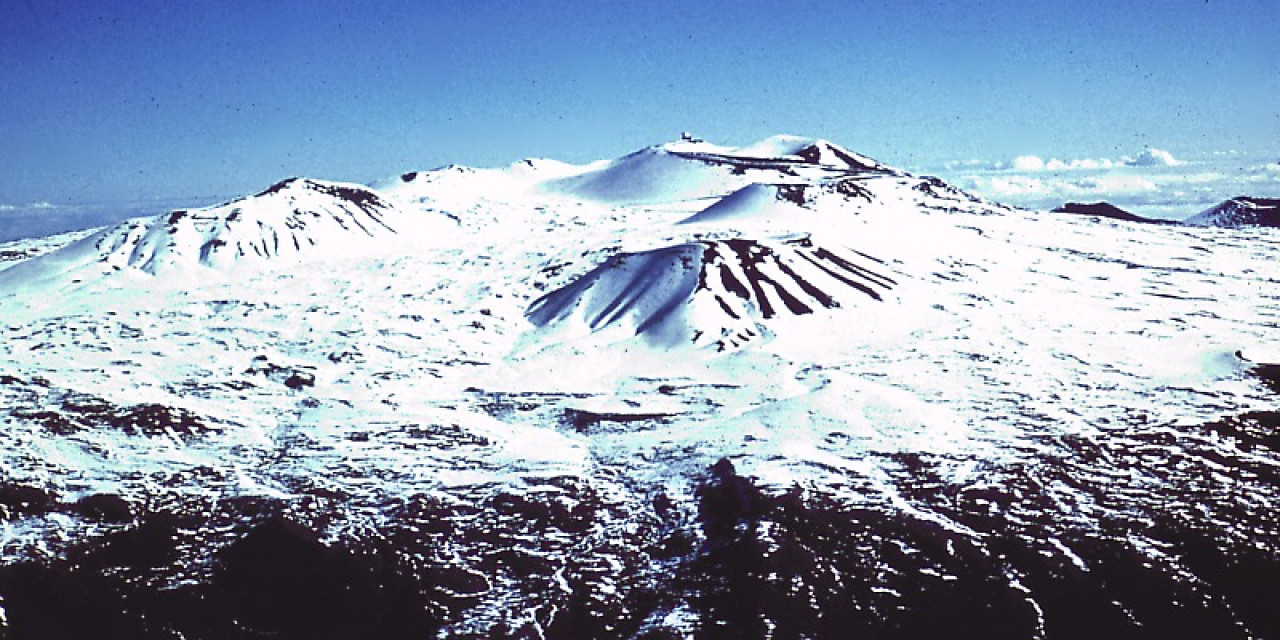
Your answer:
(94, 178), (416, 273)
(1182, 196), (1280, 228)
(526, 236), (897, 352)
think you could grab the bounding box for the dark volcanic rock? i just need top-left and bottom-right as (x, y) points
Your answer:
(78, 514), (180, 571)
(108, 403), (208, 436)
(1255, 363), (1280, 395)
(215, 517), (438, 640)
(13, 387), (211, 438)
(561, 408), (674, 433)
(0, 515), (182, 640)
(0, 484), (56, 519)
(697, 458), (764, 544)
(1052, 201), (1170, 224)
(72, 494), (134, 523)
(653, 452), (1280, 640)
(0, 505), (440, 640)
(246, 355), (316, 390)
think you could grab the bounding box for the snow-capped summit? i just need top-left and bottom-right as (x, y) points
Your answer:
(723, 134), (891, 173)
(1182, 196), (1280, 228)
(542, 134), (898, 205)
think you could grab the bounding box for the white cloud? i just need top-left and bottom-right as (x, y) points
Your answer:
(1011, 155), (1046, 171)
(946, 148), (1269, 218)
(985, 175), (1046, 195)
(0, 201), (57, 211)
(963, 147), (1178, 174)
(965, 172), (1159, 202)
(1069, 175), (1158, 194)
(943, 159), (993, 171)
(989, 154), (1123, 173)
(1173, 172), (1229, 185)
(1126, 148), (1181, 167)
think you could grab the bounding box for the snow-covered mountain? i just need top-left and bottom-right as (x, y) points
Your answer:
(1, 135), (1279, 639)
(0, 177), (454, 296)
(1182, 196), (1280, 228)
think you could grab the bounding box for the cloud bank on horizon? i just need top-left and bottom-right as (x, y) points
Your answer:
(932, 148), (1280, 221)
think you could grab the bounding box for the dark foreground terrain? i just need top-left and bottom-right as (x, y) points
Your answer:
(2, 366), (1278, 639)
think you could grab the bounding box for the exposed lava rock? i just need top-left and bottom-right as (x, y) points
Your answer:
(1052, 201), (1170, 224)
(0, 484), (56, 520)
(0, 515), (183, 640)
(2, 438), (1278, 640)
(1253, 363), (1280, 395)
(915, 175), (984, 204)
(697, 458), (764, 544)
(0, 249), (38, 263)
(214, 517), (438, 639)
(72, 494), (134, 523)
(245, 355), (316, 389)
(775, 183), (807, 206)
(561, 408), (674, 433)
(827, 176), (874, 201)
(13, 389), (211, 438)
(0, 509), (440, 640)
(308, 180), (395, 217)
(649, 452), (1280, 639)
(108, 403), (208, 436)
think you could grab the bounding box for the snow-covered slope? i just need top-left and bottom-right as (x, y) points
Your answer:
(1, 134), (1279, 639)
(674, 180), (881, 226)
(1182, 196), (1280, 228)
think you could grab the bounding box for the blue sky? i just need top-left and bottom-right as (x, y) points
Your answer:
(1, 0), (1277, 208)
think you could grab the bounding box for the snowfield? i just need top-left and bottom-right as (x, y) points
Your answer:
(1, 135), (1279, 639)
